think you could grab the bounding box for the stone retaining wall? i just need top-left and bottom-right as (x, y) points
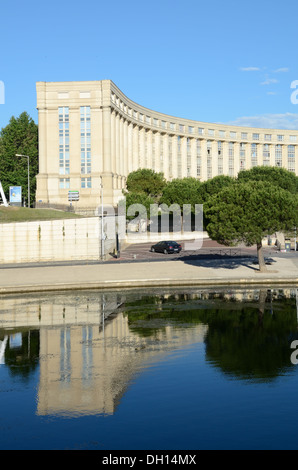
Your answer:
(0, 217), (115, 263)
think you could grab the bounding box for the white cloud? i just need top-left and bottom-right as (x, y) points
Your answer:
(240, 67), (260, 71)
(260, 78), (279, 85)
(267, 91), (277, 95)
(223, 113), (298, 130)
(273, 67), (289, 73)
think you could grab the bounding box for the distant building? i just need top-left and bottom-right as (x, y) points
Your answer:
(36, 80), (298, 209)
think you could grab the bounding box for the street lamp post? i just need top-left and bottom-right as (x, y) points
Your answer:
(16, 154), (30, 207)
(100, 183), (104, 260)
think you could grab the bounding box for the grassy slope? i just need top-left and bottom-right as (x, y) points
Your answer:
(0, 206), (82, 223)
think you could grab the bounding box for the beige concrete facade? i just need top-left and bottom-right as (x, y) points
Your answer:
(36, 80), (298, 209)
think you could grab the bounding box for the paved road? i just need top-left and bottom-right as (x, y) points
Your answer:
(114, 238), (284, 262)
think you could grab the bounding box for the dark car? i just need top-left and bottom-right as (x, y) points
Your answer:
(150, 241), (182, 254)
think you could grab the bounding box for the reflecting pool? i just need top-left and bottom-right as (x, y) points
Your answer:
(0, 287), (298, 450)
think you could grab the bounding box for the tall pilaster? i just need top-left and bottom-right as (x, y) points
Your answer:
(200, 140), (208, 181)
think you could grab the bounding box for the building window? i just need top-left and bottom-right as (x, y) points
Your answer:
(58, 107), (70, 175)
(196, 140), (201, 177)
(228, 142), (234, 176)
(81, 177), (91, 188)
(80, 106), (91, 175)
(240, 143), (246, 170)
(59, 178), (70, 189)
(177, 136), (182, 154)
(275, 145), (282, 167)
(264, 134), (272, 141)
(251, 143), (258, 166)
(288, 145), (295, 172)
(218, 141), (223, 175)
(168, 136), (173, 177)
(241, 132), (248, 140)
(263, 144), (270, 165)
(277, 135), (284, 141)
(252, 133), (259, 141)
(288, 145), (295, 158)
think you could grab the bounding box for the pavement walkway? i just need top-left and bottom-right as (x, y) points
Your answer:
(0, 252), (297, 294)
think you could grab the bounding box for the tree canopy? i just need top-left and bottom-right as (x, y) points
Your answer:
(205, 180), (298, 271)
(198, 174), (235, 203)
(0, 112), (38, 206)
(125, 168), (166, 201)
(119, 191), (155, 221)
(160, 177), (201, 213)
(237, 166), (298, 194)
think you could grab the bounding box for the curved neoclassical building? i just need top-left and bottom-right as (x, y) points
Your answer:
(36, 80), (298, 209)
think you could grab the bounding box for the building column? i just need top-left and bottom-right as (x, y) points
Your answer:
(111, 110), (116, 174)
(233, 142), (240, 176)
(119, 116), (124, 176)
(163, 134), (169, 179)
(171, 135), (178, 179)
(101, 105), (114, 204)
(181, 137), (187, 177)
(155, 132), (161, 173)
(200, 140), (208, 181)
(282, 144), (288, 170)
(123, 119), (128, 177)
(147, 130), (153, 170)
(222, 141), (229, 175)
(127, 122), (133, 174)
(102, 106), (112, 173)
(269, 144), (275, 166)
(257, 143), (263, 166)
(139, 127), (145, 168)
(211, 140), (218, 178)
(132, 124), (139, 170)
(190, 138), (196, 178)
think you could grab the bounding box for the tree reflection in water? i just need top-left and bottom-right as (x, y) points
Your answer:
(123, 288), (298, 383)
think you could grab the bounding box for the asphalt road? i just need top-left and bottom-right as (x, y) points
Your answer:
(115, 238), (294, 262)
(0, 238), (296, 270)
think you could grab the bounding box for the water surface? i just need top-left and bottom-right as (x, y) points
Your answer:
(0, 287), (297, 450)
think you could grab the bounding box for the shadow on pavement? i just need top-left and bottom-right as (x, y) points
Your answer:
(180, 254), (276, 271)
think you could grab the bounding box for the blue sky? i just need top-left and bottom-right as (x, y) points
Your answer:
(1, 0), (298, 129)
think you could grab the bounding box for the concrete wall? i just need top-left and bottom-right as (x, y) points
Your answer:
(0, 217), (115, 264)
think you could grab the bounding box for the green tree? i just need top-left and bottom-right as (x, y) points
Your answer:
(205, 180), (298, 272)
(237, 166), (298, 194)
(119, 191), (155, 220)
(0, 112), (38, 206)
(125, 168), (166, 201)
(160, 177), (201, 213)
(198, 174), (235, 203)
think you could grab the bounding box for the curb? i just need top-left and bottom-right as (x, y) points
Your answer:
(1, 277), (298, 295)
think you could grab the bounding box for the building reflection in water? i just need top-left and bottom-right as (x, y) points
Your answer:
(0, 288), (297, 417)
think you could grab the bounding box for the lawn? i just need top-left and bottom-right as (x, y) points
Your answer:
(0, 206), (82, 223)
